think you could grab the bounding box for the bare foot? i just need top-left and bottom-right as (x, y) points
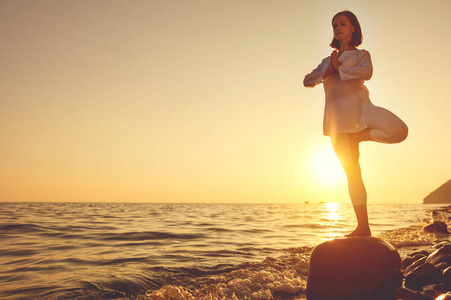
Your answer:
(345, 226), (371, 237)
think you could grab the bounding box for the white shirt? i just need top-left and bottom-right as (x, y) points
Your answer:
(304, 49), (373, 136)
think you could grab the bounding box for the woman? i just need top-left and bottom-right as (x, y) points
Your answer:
(304, 10), (408, 237)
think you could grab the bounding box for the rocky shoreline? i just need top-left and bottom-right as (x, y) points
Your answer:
(396, 241), (451, 300)
(393, 205), (451, 300)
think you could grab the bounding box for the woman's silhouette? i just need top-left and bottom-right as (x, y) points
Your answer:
(304, 10), (408, 237)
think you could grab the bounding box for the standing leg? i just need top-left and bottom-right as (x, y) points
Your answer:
(349, 204), (370, 237)
(331, 133), (371, 237)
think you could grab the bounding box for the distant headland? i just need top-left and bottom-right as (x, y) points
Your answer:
(423, 179), (451, 204)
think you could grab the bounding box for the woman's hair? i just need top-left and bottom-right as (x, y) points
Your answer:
(329, 10), (362, 50)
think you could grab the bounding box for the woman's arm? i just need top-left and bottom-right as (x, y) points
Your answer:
(338, 50), (373, 81)
(303, 57), (330, 87)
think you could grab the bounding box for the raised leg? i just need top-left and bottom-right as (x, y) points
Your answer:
(363, 104), (408, 144)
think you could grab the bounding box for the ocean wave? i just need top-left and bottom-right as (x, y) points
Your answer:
(0, 223), (50, 232)
(98, 231), (206, 242)
(379, 208), (451, 249)
(144, 247), (310, 300)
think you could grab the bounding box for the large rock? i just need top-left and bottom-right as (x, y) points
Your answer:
(306, 237), (403, 300)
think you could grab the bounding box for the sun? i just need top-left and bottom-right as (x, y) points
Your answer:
(311, 147), (346, 186)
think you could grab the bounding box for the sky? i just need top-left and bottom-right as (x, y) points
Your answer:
(1, 0), (450, 204)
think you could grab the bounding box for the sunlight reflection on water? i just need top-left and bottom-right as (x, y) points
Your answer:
(325, 202), (340, 221)
(322, 202), (344, 240)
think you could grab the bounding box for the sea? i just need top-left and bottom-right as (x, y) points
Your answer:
(0, 202), (448, 300)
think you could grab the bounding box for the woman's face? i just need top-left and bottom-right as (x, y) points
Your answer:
(332, 14), (355, 43)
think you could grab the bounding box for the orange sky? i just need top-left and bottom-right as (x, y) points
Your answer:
(1, 0), (450, 204)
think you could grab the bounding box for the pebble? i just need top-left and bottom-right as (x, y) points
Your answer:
(421, 288), (440, 300)
(405, 257), (427, 274)
(427, 246), (451, 265)
(424, 221), (449, 233)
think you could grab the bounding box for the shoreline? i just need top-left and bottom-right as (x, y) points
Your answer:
(143, 205), (451, 300)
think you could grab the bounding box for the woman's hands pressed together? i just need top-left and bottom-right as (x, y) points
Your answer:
(322, 50), (340, 80)
(331, 50), (340, 71)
